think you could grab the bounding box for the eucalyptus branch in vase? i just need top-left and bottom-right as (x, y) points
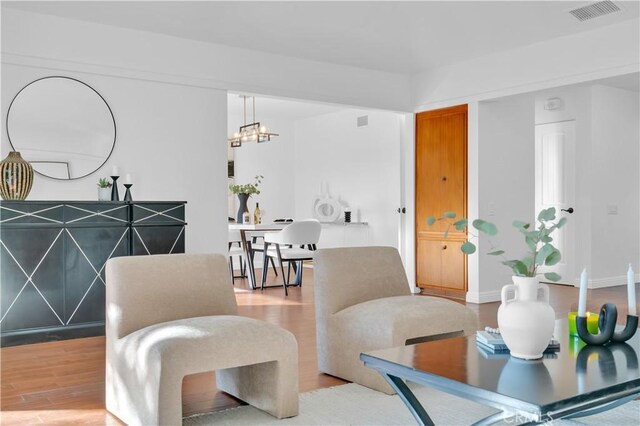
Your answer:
(427, 207), (566, 282)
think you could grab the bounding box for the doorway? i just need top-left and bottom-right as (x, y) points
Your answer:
(534, 120), (576, 285)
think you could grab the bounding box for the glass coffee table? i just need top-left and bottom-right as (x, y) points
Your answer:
(360, 321), (640, 425)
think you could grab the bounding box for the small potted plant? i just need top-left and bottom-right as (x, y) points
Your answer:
(428, 208), (567, 359)
(97, 177), (112, 201)
(229, 175), (263, 223)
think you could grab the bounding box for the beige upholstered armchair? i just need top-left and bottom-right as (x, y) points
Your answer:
(105, 254), (298, 426)
(314, 247), (477, 394)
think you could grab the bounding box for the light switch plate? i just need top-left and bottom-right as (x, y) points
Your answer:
(607, 204), (618, 215)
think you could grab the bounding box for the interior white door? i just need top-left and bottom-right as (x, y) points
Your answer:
(535, 121), (576, 285)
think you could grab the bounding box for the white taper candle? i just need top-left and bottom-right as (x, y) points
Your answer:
(627, 264), (637, 316)
(578, 268), (588, 317)
(111, 166), (119, 176)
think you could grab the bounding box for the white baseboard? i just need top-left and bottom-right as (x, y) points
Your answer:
(466, 290), (502, 304)
(586, 273), (640, 289)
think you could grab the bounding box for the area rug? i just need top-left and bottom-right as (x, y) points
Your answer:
(184, 383), (640, 425)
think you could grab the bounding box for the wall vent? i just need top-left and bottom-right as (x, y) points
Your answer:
(357, 115), (368, 127)
(569, 1), (620, 22)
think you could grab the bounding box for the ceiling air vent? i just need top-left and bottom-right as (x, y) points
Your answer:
(569, 1), (621, 22)
(357, 115), (369, 127)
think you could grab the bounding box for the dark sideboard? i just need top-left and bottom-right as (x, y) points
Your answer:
(0, 201), (186, 346)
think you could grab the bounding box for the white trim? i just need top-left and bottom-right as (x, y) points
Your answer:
(65, 228), (129, 324)
(134, 204), (183, 224)
(414, 64), (640, 113)
(134, 228), (151, 255)
(0, 204), (64, 224)
(65, 204), (129, 223)
(583, 273), (640, 289)
(168, 226), (185, 254)
(0, 230), (65, 325)
(466, 289), (502, 304)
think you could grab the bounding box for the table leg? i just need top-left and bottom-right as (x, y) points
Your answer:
(380, 373), (435, 426)
(239, 230), (256, 290)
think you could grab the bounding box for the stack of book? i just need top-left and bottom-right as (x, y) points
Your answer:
(476, 330), (560, 354)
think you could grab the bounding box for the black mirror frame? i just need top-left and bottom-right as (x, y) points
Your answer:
(6, 75), (117, 181)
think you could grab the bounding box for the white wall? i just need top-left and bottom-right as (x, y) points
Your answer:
(413, 18), (639, 302)
(2, 8), (411, 112)
(589, 85), (640, 284)
(533, 84), (640, 288)
(293, 110), (402, 249)
(472, 96), (535, 303)
(229, 115), (295, 222)
(534, 86), (593, 285)
(413, 19), (640, 110)
(1, 65), (228, 255)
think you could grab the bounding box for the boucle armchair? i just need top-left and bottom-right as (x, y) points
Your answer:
(105, 254), (298, 426)
(314, 247), (477, 394)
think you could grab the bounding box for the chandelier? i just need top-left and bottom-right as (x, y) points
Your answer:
(228, 96), (278, 148)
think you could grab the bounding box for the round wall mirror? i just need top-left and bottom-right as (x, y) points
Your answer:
(7, 76), (116, 180)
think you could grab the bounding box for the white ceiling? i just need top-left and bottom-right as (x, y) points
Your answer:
(227, 94), (345, 121)
(5, 1), (639, 74)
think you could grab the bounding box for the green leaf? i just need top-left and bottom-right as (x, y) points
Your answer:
(536, 244), (554, 265)
(512, 220), (530, 230)
(545, 249), (561, 266)
(444, 211), (457, 219)
(525, 236), (537, 251)
(472, 219), (498, 236)
(444, 229), (449, 239)
(487, 250), (505, 256)
(540, 235), (553, 243)
(555, 217), (567, 229)
(453, 218), (468, 231)
(502, 260), (529, 276)
(544, 272), (562, 282)
(522, 255), (534, 269)
(427, 216), (436, 226)
(538, 207), (556, 222)
(461, 242), (477, 254)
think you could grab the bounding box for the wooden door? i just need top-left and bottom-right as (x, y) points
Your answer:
(415, 105), (467, 298)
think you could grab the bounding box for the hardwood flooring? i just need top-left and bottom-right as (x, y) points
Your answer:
(1, 269), (636, 425)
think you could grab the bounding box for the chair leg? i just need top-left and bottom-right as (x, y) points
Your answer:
(261, 245), (269, 290)
(297, 260), (303, 286)
(228, 256), (234, 284)
(275, 244), (288, 296)
(287, 262), (291, 285)
(271, 257), (278, 276)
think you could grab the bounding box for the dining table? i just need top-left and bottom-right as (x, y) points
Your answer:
(228, 222), (288, 289)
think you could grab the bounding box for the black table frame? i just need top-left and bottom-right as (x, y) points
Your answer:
(361, 347), (640, 425)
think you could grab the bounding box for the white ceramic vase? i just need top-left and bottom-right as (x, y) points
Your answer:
(497, 276), (555, 360)
(98, 187), (111, 201)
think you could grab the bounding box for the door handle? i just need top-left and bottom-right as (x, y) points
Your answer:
(561, 207), (574, 214)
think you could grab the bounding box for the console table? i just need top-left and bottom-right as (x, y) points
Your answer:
(0, 201), (186, 346)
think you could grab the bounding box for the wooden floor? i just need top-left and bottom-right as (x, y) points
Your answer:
(0, 269), (636, 425)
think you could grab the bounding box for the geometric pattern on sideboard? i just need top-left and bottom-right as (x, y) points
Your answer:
(0, 201), (186, 343)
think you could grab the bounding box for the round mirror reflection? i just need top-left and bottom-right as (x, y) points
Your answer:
(7, 76), (116, 180)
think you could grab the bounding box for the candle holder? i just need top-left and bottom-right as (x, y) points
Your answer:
(577, 302), (638, 345)
(123, 184), (133, 202)
(110, 176), (120, 201)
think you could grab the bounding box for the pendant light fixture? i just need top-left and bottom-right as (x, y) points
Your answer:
(228, 96), (278, 148)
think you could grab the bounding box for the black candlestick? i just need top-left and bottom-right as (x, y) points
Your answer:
(123, 184), (133, 202)
(110, 176), (120, 201)
(577, 302), (638, 345)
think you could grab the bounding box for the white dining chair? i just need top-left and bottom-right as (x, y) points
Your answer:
(261, 219), (321, 296)
(228, 229), (247, 282)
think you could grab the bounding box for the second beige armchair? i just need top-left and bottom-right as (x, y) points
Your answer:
(314, 246), (478, 394)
